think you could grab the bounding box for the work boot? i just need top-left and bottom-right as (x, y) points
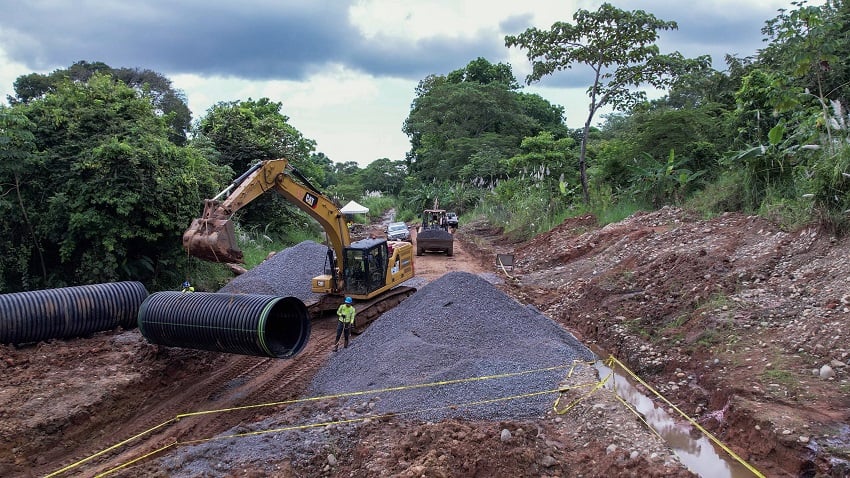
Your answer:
(344, 339), (349, 349)
(333, 343), (338, 352)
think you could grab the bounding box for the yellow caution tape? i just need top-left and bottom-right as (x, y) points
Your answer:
(497, 256), (516, 280)
(47, 364), (572, 477)
(604, 355), (765, 478)
(43, 420), (177, 478)
(51, 357), (766, 478)
(552, 359), (610, 414)
(95, 388), (564, 476)
(94, 441), (177, 478)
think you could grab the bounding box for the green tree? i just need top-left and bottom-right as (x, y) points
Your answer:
(361, 158), (407, 195)
(324, 160), (364, 201)
(503, 131), (580, 226)
(446, 57), (520, 89)
(0, 106), (42, 291)
(507, 131), (577, 183)
(748, 1), (850, 229)
(445, 182), (480, 215)
(2, 74), (227, 291)
(399, 177), (441, 214)
(9, 61), (191, 145)
(195, 98), (322, 240)
(506, 3), (708, 203)
(458, 144), (509, 186)
(306, 152), (336, 188)
(597, 106), (724, 193)
(404, 59), (565, 182)
(197, 98), (316, 173)
(761, 0), (850, 138)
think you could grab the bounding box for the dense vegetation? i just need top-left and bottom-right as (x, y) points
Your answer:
(1, 1), (848, 292)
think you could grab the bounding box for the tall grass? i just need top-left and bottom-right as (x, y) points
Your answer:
(593, 201), (645, 226)
(359, 196), (396, 222)
(474, 187), (586, 241)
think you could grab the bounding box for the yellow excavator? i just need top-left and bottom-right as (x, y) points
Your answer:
(182, 158), (416, 331)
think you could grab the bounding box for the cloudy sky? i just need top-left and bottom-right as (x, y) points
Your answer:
(0, 0), (817, 167)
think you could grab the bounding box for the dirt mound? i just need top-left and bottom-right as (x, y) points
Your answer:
(5, 207), (848, 477)
(507, 207), (850, 476)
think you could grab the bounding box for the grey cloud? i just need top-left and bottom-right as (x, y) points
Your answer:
(349, 33), (506, 80)
(615, 0), (777, 65)
(501, 1), (783, 89)
(0, 0), (506, 81)
(0, 0), (789, 87)
(500, 13), (535, 37)
(0, 1), (358, 78)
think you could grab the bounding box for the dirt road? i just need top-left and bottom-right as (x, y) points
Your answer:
(409, 225), (490, 281)
(3, 210), (846, 477)
(0, 225), (542, 478)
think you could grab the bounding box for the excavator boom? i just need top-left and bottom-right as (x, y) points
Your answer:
(182, 159), (350, 267)
(183, 158), (416, 330)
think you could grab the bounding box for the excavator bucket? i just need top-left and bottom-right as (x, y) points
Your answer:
(182, 201), (245, 263)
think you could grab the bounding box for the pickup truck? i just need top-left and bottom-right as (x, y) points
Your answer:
(385, 221), (411, 242)
(445, 212), (459, 228)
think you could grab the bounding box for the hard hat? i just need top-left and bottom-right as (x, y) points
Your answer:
(182, 281), (190, 288)
(345, 297), (353, 304)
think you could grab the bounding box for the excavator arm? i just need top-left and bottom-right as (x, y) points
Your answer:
(184, 158), (416, 324)
(182, 159), (351, 274)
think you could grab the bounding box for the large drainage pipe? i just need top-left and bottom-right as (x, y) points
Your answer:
(0, 281), (149, 345)
(138, 292), (311, 358)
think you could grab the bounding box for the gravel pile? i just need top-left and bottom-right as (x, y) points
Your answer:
(308, 271), (596, 421)
(155, 251), (598, 476)
(217, 240), (330, 303)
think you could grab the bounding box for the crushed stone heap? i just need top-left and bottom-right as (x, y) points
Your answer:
(309, 271), (596, 421)
(217, 240), (329, 302)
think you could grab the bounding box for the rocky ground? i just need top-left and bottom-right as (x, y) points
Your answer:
(0, 207), (848, 477)
(460, 207), (850, 477)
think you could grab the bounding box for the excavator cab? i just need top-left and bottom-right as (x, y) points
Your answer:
(342, 239), (389, 296)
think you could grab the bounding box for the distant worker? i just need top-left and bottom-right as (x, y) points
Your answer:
(334, 297), (356, 351)
(181, 281), (195, 293)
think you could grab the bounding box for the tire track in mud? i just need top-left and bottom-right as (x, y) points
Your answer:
(39, 354), (259, 477)
(38, 236), (493, 477)
(39, 318), (338, 478)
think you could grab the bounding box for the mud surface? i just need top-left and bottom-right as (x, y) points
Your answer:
(1, 208), (848, 477)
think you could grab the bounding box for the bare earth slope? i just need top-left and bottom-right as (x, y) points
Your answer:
(461, 207), (849, 477)
(1, 208), (848, 477)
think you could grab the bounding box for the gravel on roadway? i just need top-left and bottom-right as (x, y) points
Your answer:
(157, 259), (600, 476)
(309, 271), (597, 421)
(217, 240), (330, 301)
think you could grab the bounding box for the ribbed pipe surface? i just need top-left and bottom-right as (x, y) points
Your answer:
(138, 292), (311, 358)
(0, 281), (149, 345)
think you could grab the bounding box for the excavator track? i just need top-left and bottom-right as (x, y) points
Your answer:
(304, 286), (417, 335)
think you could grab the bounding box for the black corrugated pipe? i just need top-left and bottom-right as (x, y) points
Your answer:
(138, 292), (311, 358)
(0, 281), (149, 345)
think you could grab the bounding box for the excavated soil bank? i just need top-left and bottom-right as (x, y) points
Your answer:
(1, 209), (848, 477)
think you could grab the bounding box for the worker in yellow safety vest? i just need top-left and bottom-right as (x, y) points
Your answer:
(334, 297), (356, 351)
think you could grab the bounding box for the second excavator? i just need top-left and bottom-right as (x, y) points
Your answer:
(182, 158), (416, 332)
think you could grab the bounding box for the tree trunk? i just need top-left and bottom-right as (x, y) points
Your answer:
(579, 118), (592, 204)
(14, 172), (48, 282)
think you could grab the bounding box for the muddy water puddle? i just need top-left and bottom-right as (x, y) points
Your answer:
(594, 361), (757, 478)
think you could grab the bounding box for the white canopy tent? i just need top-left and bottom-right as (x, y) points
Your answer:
(339, 200), (369, 215)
